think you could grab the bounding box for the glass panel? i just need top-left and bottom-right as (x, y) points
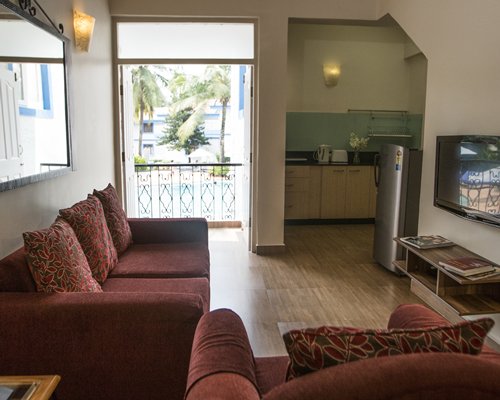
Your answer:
(117, 22), (254, 60)
(0, 20), (63, 59)
(0, 0), (71, 192)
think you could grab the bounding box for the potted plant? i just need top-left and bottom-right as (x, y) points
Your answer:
(349, 132), (370, 164)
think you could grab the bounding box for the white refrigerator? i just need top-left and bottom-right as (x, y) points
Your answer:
(373, 144), (423, 273)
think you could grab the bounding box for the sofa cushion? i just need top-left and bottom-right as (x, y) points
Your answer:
(102, 277), (210, 312)
(109, 242), (210, 279)
(263, 353), (500, 400)
(0, 248), (36, 292)
(283, 318), (494, 379)
(59, 195), (118, 284)
(93, 183), (133, 255)
(23, 218), (103, 293)
(254, 356), (289, 395)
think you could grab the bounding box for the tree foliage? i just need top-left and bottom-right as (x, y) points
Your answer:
(165, 66), (231, 162)
(131, 66), (166, 156)
(158, 108), (209, 154)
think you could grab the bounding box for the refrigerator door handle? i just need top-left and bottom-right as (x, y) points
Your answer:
(374, 153), (380, 187)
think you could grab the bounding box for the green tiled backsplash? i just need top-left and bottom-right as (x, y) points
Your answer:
(286, 112), (423, 151)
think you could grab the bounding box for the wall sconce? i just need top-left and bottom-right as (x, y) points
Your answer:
(73, 10), (95, 52)
(323, 64), (341, 87)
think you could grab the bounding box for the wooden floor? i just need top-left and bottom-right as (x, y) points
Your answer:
(209, 224), (422, 357)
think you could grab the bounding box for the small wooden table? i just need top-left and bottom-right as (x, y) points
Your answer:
(0, 375), (60, 400)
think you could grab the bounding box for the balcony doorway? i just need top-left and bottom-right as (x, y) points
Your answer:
(114, 20), (256, 249)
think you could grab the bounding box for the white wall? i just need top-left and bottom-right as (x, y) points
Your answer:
(379, 0), (500, 264)
(287, 24), (412, 113)
(0, 0), (115, 258)
(109, 0), (378, 248)
(379, 0), (500, 342)
(406, 52), (427, 114)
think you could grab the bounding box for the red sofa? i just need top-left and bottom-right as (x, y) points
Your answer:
(185, 305), (500, 400)
(0, 217), (210, 400)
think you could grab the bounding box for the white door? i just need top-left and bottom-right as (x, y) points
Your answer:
(0, 68), (23, 182)
(120, 66), (137, 217)
(242, 67), (253, 250)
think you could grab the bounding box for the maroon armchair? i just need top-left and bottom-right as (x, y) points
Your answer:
(185, 305), (500, 400)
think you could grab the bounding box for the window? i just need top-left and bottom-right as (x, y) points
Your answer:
(117, 22), (254, 60)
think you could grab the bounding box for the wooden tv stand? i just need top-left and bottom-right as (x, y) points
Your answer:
(393, 238), (500, 321)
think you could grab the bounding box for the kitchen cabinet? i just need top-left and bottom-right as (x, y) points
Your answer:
(320, 166), (347, 218)
(285, 165), (376, 220)
(284, 166), (321, 219)
(345, 167), (371, 218)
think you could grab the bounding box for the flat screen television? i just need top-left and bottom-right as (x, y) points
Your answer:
(434, 135), (500, 228)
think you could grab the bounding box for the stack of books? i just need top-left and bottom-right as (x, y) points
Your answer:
(400, 235), (455, 249)
(438, 257), (500, 280)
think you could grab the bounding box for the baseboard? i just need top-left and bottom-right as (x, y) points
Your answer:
(256, 244), (286, 255)
(285, 218), (375, 225)
(207, 221), (242, 228)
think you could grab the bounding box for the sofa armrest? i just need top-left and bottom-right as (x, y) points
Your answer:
(128, 218), (208, 245)
(387, 303), (451, 330)
(185, 309), (259, 400)
(0, 292), (204, 400)
(388, 304), (500, 361)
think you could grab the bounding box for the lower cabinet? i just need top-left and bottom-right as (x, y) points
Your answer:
(286, 165), (376, 220)
(284, 166), (321, 219)
(320, 166), (347, 219)
(345, 166), (373, 218)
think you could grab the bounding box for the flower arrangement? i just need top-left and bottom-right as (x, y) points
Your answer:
(349, 132), (370, 151)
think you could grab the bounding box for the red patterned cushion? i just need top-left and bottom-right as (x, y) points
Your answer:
(283, 318), (494, 380)
(93, 183), (133, 255)
(59, 195), (118, 283)
(23, 218), (102, 293)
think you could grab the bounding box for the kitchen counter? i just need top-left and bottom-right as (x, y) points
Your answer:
(285, 151), (377, 166)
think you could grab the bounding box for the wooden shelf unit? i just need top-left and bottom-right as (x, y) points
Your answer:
(393, 238), (500, 316)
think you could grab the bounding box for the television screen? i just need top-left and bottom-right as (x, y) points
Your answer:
(435, 135), (500, 227)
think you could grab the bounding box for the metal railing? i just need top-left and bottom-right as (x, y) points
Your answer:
(134, 163), (242, 221)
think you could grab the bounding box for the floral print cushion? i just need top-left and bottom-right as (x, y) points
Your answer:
(23, 218), (103, 293)
(283, 318), (494, 380)
(59, 195), (118, 283)
(93, 183), (133, 255)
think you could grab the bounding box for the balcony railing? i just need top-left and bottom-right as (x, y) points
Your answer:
(134, 163), (242, 221)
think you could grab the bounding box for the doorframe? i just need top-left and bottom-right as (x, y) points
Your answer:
(111, 16), (259, 252)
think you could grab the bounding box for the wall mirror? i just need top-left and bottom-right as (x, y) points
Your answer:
(0, 0), (71, 192)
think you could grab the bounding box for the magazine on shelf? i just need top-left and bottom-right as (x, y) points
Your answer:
(399, 235), (455, 249)
(438, 257), (495, 277)
(464, 267), (500, 281)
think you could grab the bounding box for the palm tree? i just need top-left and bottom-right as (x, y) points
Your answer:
(132, 66), (166, 156)
(168, 65), (231, 162)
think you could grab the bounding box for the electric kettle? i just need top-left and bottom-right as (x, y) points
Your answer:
(314, 144), (331, 163)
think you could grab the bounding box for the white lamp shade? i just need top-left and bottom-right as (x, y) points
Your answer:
(323, 64), (341, 87)
(73, 10), (95, 52)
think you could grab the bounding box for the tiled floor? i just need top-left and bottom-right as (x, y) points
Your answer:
(208, 224), (422, 356)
